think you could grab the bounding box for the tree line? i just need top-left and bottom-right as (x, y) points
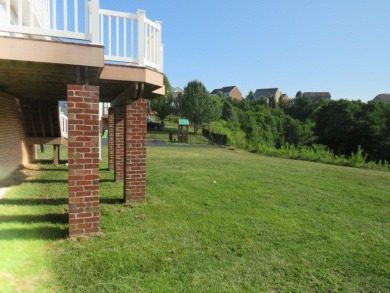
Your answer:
(151, 78), (390, 164)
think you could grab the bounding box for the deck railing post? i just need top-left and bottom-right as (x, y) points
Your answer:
(160, 44), (164, 73)
(155, 21), (162, 71)
(137, 9), (146, 66)
(89, 0), (100, 44)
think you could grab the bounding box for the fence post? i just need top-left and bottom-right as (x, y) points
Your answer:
(137, 10), (146, 66)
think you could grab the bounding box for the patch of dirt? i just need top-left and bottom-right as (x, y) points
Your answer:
(0, 164), (40, 188)
(0, 271), (52, 293)
(135, 214), (146, 221)
(0, 272), (15, 284)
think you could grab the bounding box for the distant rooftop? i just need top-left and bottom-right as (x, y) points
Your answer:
(302, 92), (331, 102)
(373, 94), (390, 103)
(210, 86), (236, 95)
(210, 86), (243, 100)
(254, 88), (279, 99)
(172, 87), (183, 99)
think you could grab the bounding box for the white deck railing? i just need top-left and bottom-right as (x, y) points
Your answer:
(0, 0), (163, 71)
(59, 111), (68, 138)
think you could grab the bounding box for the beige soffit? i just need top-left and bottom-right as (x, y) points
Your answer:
(0, 37), (104, 68)
(100, 64), (164, 87)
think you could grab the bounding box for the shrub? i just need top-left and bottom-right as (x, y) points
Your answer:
(210, 120), (247, 148)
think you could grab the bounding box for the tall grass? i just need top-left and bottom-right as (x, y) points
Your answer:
(209, 121), (389, 171)
(249, 143), (389, 171)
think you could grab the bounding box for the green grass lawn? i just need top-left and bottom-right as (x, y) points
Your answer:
(1, 146), (389, 292)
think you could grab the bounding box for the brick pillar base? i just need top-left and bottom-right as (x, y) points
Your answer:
(67, 85), (100, 237)
(124, 98), (148, 203)
(114, 106), (125, 182)
(108, 107), (114, 171)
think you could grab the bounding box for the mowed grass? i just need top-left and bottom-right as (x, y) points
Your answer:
(1, 146), (390, 292)
(0, 155), (68, 292)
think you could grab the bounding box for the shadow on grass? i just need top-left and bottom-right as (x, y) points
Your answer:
(0, 213), (68, 224)
(0, 227), (68, 240)
(100, 198), (123, 204)
(27, 178), (107, 184)
(27, 179), (68, 184)
(33, 159), (68, 165)
(0, 198), (68, 206)
(0, 197), (122, 205)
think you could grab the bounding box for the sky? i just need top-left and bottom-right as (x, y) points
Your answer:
(102, 0), (390, 102)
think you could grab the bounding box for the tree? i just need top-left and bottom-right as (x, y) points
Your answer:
(278, 94), (288, 110)
(222, 100), (236, 121)
(178, 80), (221, 133)
(150, 75), (172, 123)
(295, 91), (303, 98)
(286, 95), (316, 122)
(314, 100), (362, 155)
(246, 90), (255, 101)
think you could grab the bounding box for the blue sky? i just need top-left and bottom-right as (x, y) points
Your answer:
(102, 0), (390, 102)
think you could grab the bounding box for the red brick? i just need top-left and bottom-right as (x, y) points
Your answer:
(114, 106), (125, 181)
(124, 99), (148, 203)
(68, 84), (100, 237)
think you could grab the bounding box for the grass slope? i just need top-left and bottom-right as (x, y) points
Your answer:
(57, 147), (389, 292)
(1, 147), (389, 292)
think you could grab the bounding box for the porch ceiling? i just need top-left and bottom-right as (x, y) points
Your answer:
(0, 37), (164, 102)
(0, 60), (101, 101)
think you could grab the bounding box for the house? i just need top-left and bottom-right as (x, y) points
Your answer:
(373, 94), (390, 103)
(211, 86), (243, 101)
(302, 92), (331, 103)
(280, 94), (290, 104)
(0, 0), (164, 237)
(172, 87), (183, 99)
(254, 88), (281, 105)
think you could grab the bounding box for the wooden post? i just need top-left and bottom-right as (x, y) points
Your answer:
(53, 145), (60, 165)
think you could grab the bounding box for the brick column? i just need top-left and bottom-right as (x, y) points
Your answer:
(124, 98), (148, 203)
(108, 107), (115, 171)
(114, 105), (125, 182)
(67, 85), (100, 237)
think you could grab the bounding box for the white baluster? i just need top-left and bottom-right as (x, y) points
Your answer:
(137, 10), (146, 66)
(53, 0), (57, 30)
(108, 15), (111, 55)
(17, 0), (22, 26)
(63, 0), (67, 30)
(123, 18), (127, 58)
(116, 16), (119, 56)
(74, 0), (78, 32)
(156, 21), (162, 70)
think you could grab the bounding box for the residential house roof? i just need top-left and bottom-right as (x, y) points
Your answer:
(373, 94), (390, 103)
(254, 88), (279, 99)
(211, 86), (243, 100)
(302, 92), (331, 101)
(172, 87), (183, 99)
(210, 86), (236, 95)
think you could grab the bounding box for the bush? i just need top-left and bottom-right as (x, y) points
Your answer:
(210, 120), (247, 148)
(249, 143), (388, 172)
